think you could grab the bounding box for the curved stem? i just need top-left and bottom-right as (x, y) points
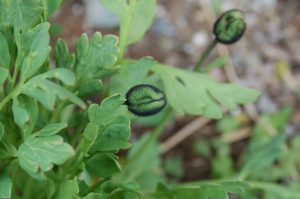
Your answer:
(0, 89), (16, 111)
(132, 108), (172, 161)
(194, 39), (218, 72)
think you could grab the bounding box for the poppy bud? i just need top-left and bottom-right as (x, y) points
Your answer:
(125, 84), (166, 116)
(213, 9), (246, 44)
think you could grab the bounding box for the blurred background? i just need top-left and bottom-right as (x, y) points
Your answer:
(49, 0), (300, 193)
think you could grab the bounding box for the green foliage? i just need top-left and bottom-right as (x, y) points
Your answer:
(74, 33), (119, 82)
(86, 153), (121, 178)
(0, 122), (4, 141)
(88, 95), (131, 152)
(217, 115), (242, 133)
(205, 56), (227, 72)
(163, 156), (184, 180)
(212, 141), (234, 178)
(110, 57), (156, 97)
(45, 0), (64, 17)
(238, 134), (286, 180)
(0, 32), (10, 68)
(0, 169), (12, 198)
(20, 68), (86, 110)
(152, 64), (260, 118)
(12, 95), (38, 135)
(17, 123), (74, 180)
(153, 181), (249, 199)
(124, 134), (164, 191)
(0, 67), (9, 85)
(100, 0), (156, 46)
(18, 22), (50, 81)
(55, 179), (79, 199)
(0, 1), (278, 199)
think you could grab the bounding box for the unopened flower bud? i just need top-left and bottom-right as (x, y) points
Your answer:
(125, 84), (166, 116)
(213, 9), (246, 44)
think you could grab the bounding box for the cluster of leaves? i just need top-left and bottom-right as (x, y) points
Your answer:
(193, 107), (300, 199)
(0, 0), (266, 199)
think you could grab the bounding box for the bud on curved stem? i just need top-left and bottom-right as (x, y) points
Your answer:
(125, 84), (166, 116)
(213, 9), (246, 44)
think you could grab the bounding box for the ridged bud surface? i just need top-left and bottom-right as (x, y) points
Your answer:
(213, 9), (246, 44)
(125, 84), (166, 116)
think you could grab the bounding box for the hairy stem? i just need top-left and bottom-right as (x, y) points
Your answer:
(194, 39), (218, 72)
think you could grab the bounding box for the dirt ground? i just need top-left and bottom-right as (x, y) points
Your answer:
(50, 0), (300, 182)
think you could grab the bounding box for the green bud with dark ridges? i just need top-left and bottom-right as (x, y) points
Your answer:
(213, 9), (246, 44)
(125, 84), (166, 116)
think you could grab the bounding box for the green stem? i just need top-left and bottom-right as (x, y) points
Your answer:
(11, 65), (18, 87)
(23, 178), (34, 199)
(0, 86), (4, 99)
(123, 108), (173, 177)
(194, 39), (218, 72)
(117, 107), (173, 182)
(0, 86), (19, 111)
(49, 100), (68, 123)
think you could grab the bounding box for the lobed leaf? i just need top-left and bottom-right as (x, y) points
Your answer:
(12, 95), (38, 135)
(109, 57), (155, 97)
(78, 79), (103, 97)
(126, 0), (156, 45)
(85, 153), (121, 178)
(14, 0), (44, 31)
(20, 68), (86, 110)
(0, 0), (17, 28)
(90, 118), (131, 152)
(88, 94), (126, 130)
(99, 0), (156, 45)
(152, 64), (260, 118)
(75, 32), (118, 81)
(88, 95), (131, 152)
(99, 0), (128, 21)
(38, 68), (76, 86)
(19, 22), (51, 81)
(18, 125), (74, 179)
(54, 39), (76, 70)
(34, 122), (67, 137)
